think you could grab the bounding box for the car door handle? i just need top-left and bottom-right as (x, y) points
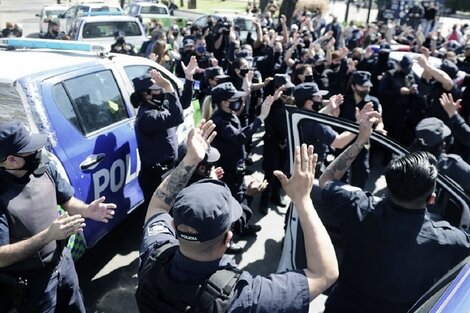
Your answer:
(80, 153), (106, 170)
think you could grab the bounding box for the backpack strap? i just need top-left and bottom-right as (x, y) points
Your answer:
(195, 267), (242, 311)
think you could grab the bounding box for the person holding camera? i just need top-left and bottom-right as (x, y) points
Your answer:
(110, 31), (136, 56)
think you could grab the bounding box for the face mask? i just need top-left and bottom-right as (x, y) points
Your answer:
(283, 88), (293, 96)
(355, 90), (369, 98)
(52, 30), (59, 36)
(315, 64), (325, 74)
(196, 45), (206, 54)
(229, 100), (242, 111)
(14, 150), (43, 175)
(330, 63), (340, 70)
(239, 68), (249, 77)
(150, 93), (165, 107)
(208, 21), (214, 28)
(313, 101), (323, 111)
(304, 75), (314, 83)
(303, 40), (311, 47)
(172, 31), (179, 37)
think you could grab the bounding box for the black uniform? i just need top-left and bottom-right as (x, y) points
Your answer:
(211, 110), (262, 196)
(322, 180), (470, 313)
(0, 163), (85, 313)
(339, 94), (382, 188)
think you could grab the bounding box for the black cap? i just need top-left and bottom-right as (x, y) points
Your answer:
(183, 36), (195, 47)
(0, 121), (47, 161)
(293, 82), (328, 107)
(273, 74), (295, 89)
(351, 70), (373, 87)
(204, 67), (224, 81)
(399, 55), (413, 71)
(173, 179), (243, 242)
(440, 59), (458, 79)
(415, 117), (451, 147)
(211, 82), (244, 103)
(132, 75), (162, 92)
(114, 30), (125, 39)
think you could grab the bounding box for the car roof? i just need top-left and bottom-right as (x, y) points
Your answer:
(78, 2), (122, 8)
(78, 15), (140, 22)
(0, 49), (106, 83)
(133, 2), (167, 7)
(42, 4), (70, 10)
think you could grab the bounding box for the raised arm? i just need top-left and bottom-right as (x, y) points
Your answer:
(145, 120), (217, 222)
(319, 109), (381, 188)
(274, 144), (338, 300)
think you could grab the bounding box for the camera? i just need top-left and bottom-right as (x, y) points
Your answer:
(216, 19), (232, 35)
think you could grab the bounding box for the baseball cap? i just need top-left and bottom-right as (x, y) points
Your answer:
(351, 70), (373, 87)
(273, 74), (295, 89)
(132, 75), (162, 92)
(415, 117), (451, 147)
(0, 121), (47, 161)
(293, 82), (328, 107)
(399, 55), (413, 72)
(183, 36), (195, 47)
(211, 82), (244, 103)
(204, 67), (224, 81)
(440, 59), (459, 79)
(173, 179), (243, 242)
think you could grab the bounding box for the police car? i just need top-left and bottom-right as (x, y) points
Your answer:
(124, 2), (187, 31)
(0, 38), (194, 258)
(68, 15), (147, 52)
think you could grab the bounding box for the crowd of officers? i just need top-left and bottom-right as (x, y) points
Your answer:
(2, 4), (470, 313)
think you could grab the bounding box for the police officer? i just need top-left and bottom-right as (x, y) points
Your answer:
(132, 68), (191, 208)
(319, 113), (470, 313)
(210, 82), (274, 196)
(110, 31), (136, 55)
(259, 74), (292, 214)
(0, 121), (115, 313)
(293, 82), (357, 176)
(412, 117), (470, 194)
(340, 71), (386, 188)
(135, 121), (338, 312)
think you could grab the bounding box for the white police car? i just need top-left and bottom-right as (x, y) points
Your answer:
(0, 38), (193, 257)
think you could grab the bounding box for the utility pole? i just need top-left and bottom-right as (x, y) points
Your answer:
(366, 0), (373, 23)
(344, 0), (352, 23)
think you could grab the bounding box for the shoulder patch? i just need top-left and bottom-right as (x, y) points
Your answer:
(147, 221), (171, 237)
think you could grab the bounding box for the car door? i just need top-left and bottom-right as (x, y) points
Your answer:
(278, 106), (470, 272)
(39, 65), (141, 248)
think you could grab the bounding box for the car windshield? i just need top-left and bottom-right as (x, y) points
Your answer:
(140, 6), (167, 14)
(90, 7), (122, 13)
(82, 21), (142, 38)
(233, 18), (253, 31)
(45, 9), (66, 17)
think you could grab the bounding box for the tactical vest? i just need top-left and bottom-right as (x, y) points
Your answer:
(136, 242), (241, 313)
(0, 170), (62, 273)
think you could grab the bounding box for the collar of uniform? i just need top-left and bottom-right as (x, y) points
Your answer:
(170, 249), (237, 283)
(386, 197), (426, 215)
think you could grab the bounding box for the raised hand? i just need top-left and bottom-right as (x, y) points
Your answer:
(47, 212), (85, 241)
(357, 110), (381, 144)
(150, 69), (172, 92)
(181, 55), (200, 80)
(186, 119), (217, 163)
(246, 178), (268, 197)
(259, 95), (274, 120)
(85, 196), (116, 223)
(274, 144), (317, 203)
(439, 93), (461, 118)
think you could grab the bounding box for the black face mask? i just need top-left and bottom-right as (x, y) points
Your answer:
(283, 88), (293, 96)
(229, 100), (242, 111)
(330, 63), (340, 70)
(150, 93), (165, 107)
(239, 68), (249, 77)
(315, 64), (326, 74)
(355, 90), (369, 98)
(117, 38), (125, 45)
(304, 75), (314, 83)
(313, 101), (323, 111)
(14, 150), (43, 175)
(51, 30), (59, 36)
(303, 40), (311, 47)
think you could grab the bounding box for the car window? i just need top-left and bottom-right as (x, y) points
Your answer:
(90, 6), (122, 13)
(45, 9), (66, 19)
(140, 6), (167, 14)
(233, 18), (253, 31)
(82, 21), (142, 38)
(192, 16), (208, 28)
(77, 6), (89, 17)
(62, 70), (128, 134)
(63, 7), (76, 18)
(52, 84), (81, 131)
(0, 82), (28, 126)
